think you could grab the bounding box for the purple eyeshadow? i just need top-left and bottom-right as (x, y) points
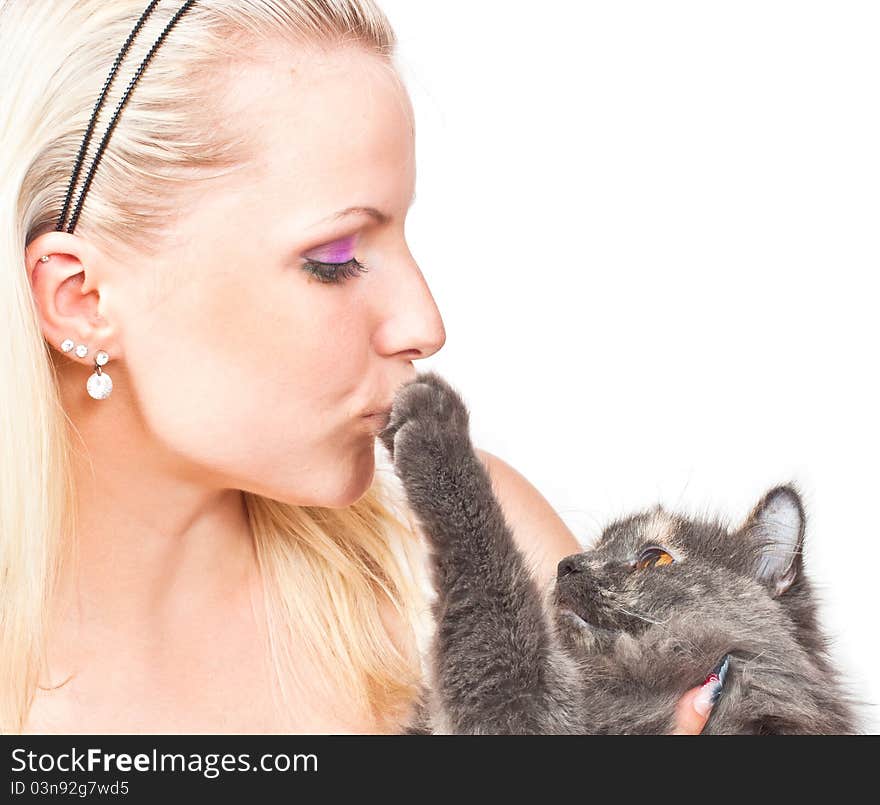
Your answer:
(308, 234), (357, 263)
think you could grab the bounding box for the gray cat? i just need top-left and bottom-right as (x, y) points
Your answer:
(379, 371), (858, 734)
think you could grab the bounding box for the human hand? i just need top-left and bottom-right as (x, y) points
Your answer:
(671, 655), (730, 734)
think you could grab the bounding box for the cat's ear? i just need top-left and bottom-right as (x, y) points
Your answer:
(739, 485), (805, 597)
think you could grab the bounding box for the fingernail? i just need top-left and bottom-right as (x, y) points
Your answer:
(693, 654), (731, 717)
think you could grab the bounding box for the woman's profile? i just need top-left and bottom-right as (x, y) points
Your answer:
(1, 0), (714, 735)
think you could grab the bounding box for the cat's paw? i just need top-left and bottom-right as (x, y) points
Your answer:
(378, 371), (472, 468)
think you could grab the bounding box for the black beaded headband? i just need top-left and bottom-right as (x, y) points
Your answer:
(56, 0), (198, 234)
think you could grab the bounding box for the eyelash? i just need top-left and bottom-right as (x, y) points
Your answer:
(302, 257), (370, 284)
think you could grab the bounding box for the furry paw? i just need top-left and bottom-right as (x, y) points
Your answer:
(379, 371), (481, 539)
(378, 371), (472, 470)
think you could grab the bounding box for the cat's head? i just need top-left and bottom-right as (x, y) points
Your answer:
(552, 485), (814, 656)
(550, 485), (858, 732)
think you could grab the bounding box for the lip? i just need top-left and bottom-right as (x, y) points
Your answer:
(362, 408), (392, 434)
(557, 606), (591, 628)
(362, 405), (393, 418)
(556, 605), (617, 638)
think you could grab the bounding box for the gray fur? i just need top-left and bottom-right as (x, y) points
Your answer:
(379, 372), (860, 734)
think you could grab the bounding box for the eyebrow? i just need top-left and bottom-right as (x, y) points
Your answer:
(326, 206), (389, 225)
(321, 192), (417, 227)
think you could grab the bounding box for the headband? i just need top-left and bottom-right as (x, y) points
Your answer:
(56, 0), (198, 234)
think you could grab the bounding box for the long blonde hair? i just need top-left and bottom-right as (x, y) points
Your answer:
(0, 0), (432, 734)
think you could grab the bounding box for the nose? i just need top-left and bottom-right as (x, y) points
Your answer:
(372, 252), (446, 360)
(557, 554), (586, 580)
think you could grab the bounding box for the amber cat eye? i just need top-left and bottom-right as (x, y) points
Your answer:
(635, 547), (674, 570)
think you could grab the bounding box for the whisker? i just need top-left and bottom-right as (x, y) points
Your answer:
(615, 606), (671, 626)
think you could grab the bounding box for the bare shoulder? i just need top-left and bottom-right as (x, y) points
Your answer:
(474, 448), (583, 585)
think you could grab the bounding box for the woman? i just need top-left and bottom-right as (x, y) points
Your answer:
(2, 0), (715, 734)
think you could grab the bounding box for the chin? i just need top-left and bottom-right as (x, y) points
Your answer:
(248, 443), (377, 509)
(551, 583), (620, 649)
(323, 445), (377, 508)
(552, 606), (619, 655)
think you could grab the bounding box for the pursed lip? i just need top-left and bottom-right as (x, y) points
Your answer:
(362, 406), (392, 421)
(362, 369), (416, 420)
(362, 408), (392, 434)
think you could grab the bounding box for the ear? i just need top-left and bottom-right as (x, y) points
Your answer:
(739, 485), (806, 597)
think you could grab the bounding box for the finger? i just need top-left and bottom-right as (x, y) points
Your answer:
(671, 686), (711, 734)
(671, 655), (731, 734)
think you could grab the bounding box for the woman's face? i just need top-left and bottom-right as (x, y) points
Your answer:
(36, 45), (445, 508)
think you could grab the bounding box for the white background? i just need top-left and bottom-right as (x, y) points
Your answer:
(382, 1), (879, 730)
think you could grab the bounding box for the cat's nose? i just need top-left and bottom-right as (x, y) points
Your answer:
(557, 554), (585, 579)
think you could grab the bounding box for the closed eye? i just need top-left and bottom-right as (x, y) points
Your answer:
(634, 546), (675, 570)
(301, 234), (370, 284)
(302, 257), (369, 284)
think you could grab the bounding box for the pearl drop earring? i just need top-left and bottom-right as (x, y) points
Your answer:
(87, 350), (112, 400)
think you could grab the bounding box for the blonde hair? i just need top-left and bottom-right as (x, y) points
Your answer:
(0, 0), (432, 734)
